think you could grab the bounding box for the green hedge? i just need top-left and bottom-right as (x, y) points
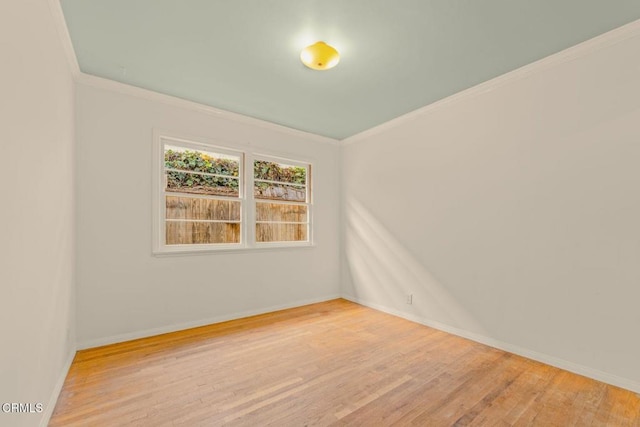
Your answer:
(165, 149), (306, 194)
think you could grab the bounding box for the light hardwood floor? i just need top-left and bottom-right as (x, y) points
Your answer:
(50, 299), (640, 426)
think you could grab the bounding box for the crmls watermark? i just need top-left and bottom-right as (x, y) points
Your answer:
(1, 403), (43, 414)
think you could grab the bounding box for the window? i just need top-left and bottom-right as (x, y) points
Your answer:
(153, 134), (312, 253)
(161, 140), (244, 249)
(254, 157), (310, 243)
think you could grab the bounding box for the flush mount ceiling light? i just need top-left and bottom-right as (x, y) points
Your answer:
(300, 41), (340, 70)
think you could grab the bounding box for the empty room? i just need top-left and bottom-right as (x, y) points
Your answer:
(2, 0), (640, 426)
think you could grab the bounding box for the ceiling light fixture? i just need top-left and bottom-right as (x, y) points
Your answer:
(300, 41), (340, 70)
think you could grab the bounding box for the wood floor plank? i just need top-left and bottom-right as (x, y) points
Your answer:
(49, 299), (640, 426)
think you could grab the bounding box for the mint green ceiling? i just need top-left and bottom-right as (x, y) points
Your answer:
(60, 1), (640, 140)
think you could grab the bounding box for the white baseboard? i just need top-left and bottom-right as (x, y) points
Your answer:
(40, 349), (76, 427)
(342, 295), (640, 395)
(77, 294), (341, 350)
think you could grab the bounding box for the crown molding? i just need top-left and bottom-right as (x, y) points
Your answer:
(47, 0), (639, 147)
(75, 73), (340, 146)
(341, 18), (640, 146)
(49, 0), (338, 146)
(47, 0), (80, 78)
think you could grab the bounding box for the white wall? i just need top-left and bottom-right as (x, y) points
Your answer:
(75, 81), (341, 348)
(341, 31), (640, 391)
(0, 1), (76, 426)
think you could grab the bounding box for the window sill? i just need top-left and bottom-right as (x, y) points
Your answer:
(152, 243), (316, 257)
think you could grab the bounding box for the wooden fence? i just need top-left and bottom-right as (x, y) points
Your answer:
(165, 195), (307, 244)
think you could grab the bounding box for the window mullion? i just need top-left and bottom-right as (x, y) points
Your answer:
(246, 152), (256, 247)
(167, 219), (242, 223)
(253, 178), (306, 188)
(255, 199), (310, 207)
(306, 163), (312, 243)
(163, 191), (240, 202)
(154, 135), (165, 253)
(165, 168), (240, 181)
(256, 221), (308, 225)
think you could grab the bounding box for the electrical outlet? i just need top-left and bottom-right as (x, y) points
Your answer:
(406, 294), (413, 304)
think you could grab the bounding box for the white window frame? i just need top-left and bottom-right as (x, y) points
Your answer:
(152, 132), (313, 254)
(153, 134), (245, 254)
(250, 153), (312, 248)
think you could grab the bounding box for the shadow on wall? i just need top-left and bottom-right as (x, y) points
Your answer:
(344, 198), (484, 334)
